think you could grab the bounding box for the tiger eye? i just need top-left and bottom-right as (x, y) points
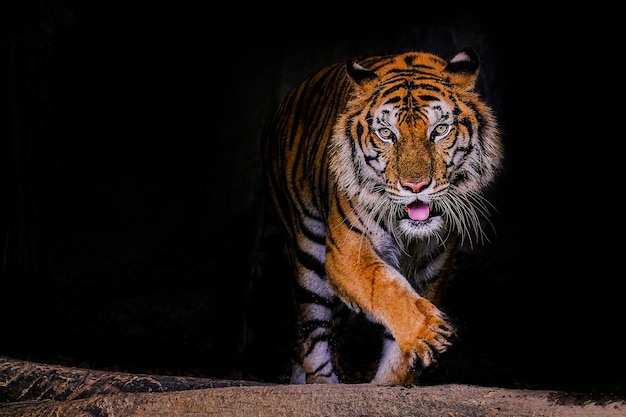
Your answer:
(434, 124), (449, 135)
(377, 128), (394, 141)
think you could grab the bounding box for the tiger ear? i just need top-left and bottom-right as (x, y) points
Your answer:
(444, 47), (480, 91)
(345, 59), (379, 86)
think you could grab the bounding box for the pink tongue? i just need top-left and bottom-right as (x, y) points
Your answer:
(407, 202), (430, 221)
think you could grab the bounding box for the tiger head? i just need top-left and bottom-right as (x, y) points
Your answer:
(329, 48), (503, 245)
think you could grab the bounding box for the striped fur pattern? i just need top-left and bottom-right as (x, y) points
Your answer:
(262, 48), (503, 385)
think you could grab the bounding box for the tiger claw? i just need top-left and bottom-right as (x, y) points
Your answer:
(409, 356), (424, 374)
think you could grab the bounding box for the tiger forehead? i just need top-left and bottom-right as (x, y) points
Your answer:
(403, 53), (446, 69)
(366, 64), (448, 96)
(373, 100), (452, 125)
(377, 78), (452, 109)
(373, 52), (447, 76)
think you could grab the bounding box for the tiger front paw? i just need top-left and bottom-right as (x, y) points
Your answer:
(406, 298), (454, 369)
(374, 298), (454, 385)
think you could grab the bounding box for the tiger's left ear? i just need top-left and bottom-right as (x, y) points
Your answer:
(444, 47), (480, 91)
(346, 59), (379, 88)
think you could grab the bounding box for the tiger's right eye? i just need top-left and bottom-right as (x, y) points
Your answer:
(376, 128), (396, 142)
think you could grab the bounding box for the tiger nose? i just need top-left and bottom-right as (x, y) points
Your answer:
(401, 180), (429, 193)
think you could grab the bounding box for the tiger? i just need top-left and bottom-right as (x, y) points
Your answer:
(260, 47), (503, 385)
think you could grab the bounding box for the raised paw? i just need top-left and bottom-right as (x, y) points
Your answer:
(408, 323), (455, 373)
(373, 297), (455, 385)
(408, 301), (455, 368)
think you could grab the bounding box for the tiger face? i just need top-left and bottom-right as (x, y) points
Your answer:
(330, 49), (501, 243)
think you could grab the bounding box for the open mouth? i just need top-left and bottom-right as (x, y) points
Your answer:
(405, 200), (437, 221)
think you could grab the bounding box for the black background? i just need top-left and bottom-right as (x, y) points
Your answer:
(2, 1), (623, 396)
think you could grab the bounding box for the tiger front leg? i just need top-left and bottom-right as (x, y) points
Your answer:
(325, 231), (454, 385)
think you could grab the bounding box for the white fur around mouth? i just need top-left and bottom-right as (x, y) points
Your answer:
(398, 214), (444, 239)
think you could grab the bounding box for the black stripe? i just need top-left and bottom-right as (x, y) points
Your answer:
(307, 359), (334, 378)
(301, 319), (333, 339)
(329, 193), (365, 239)
(305, 333), (333, 356)
(294, 246), (326, 279)
(294, 284), (335, 308)
(299, 220), (326, 246)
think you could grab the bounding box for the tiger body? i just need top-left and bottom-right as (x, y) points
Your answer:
(262, 48), (503, 385)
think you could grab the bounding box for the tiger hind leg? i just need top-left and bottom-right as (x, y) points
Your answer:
(292, 299), (339, 384)
(287, 256), (340, 384)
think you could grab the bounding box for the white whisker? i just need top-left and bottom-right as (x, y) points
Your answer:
(434, 185), (497, 248)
